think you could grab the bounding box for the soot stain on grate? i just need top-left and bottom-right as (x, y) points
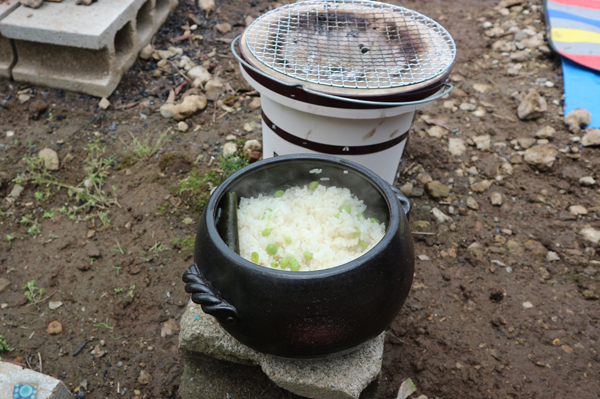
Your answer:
(266, 10), (426, 85)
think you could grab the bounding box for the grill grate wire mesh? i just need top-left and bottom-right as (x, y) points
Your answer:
(244, 0), (456, 90)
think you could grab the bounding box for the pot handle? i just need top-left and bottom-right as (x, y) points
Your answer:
(182, 264), (239, 325)
(389, 185), (412, 219)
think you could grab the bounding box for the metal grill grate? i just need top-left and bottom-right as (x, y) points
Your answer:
(244, 0), (456, 90)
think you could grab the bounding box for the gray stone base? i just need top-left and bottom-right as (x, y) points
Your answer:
(179, 301), (385, 399)
(0, 361), (74, 399)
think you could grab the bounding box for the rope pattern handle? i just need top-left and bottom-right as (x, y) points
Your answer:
(182, 264), (238, 325)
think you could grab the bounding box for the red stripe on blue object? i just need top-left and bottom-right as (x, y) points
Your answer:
(558, 51), (600, 70)
(549, 0), (600, 10)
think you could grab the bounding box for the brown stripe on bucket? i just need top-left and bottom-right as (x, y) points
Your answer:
(262, 110), (409, 156)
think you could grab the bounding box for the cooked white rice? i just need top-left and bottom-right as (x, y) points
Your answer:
(237, 183), (386, 271)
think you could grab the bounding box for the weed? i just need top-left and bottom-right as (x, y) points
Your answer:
(20, 215), (33, 225)
(127, 284), (136, 298)
(149, 241), (167, 255)
(97, 211), (111, 227)
(22, 280), (46, 303)
(89, 258), (97, 266)
(112, 265), (121, 275)
(121, 129), (170, 161)
(114, 287), (123, 294)
(112, 240), (125, 255)
(172, 235), (195, 258)
(43, 209), (55, 219)
(93, 319), (114, 329)
(0, 335), (10, 352)
(174, 169), (219, 214)
(218, 153), (249, 177)
(34, 190), (50, 202)
(28, 224), (41, 238)
(6, 233), (15, 242)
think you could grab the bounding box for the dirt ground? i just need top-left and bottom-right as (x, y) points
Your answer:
(1, 0), (600, 398)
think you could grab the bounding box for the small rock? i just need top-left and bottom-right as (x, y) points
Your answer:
(569, 205), (588, 216)
(18, 93), (31, 104)
(466, 197), (479, 210)
(539, 267), (551, 280)
(0, 278), (10, 293)
(117, 362), (123, 367)
(507, 240), (524, 255)
(98, 97), (110, 110)
(400, 182), (413, 197)
(471, 180), (492, 193)
(510, 50), (530, 62)
(522, 301), (534, 309)
(416, 173), (433, 185)
(473, 135), (491, 151)
(517, 137), (536, 149)
(243, 122), (254, 132)
(183, 217), (193, 225)
(48, 320), (63, 335)
(525, 240), (548, 257)
(86, 229), (96, 239)
(204, 78), (224, 101)
(582, 289), (600, 300)
(440, 248), (457, 259)
(6, 130), (14, 138)
(21, 0), (43, 8)
(172, 95), (208, 121)
(565, 108), (591, 134)
(546, 251), (560, 262)
(448, 138), (466, 156)
(524, 144), (558, 171)
(535, 126), (556, 139)
(579, 176), (596, 186)
(177, 121), (189, 132)
(161, 319), (179, 338)
(425, 181), (450, 199)
(159, 103), (175, 119)
(198, 0), (215, 13)
(86, 242), (100, 258)
(216, 23), (232, 34)
(517, 89), (547, 120)
(490, 192), (503, 206)
(459, 102), (477, 111)
(582, 129), (600, 147)
(243, 139), (262, 153)
(188, 66), (211, 87)
(417, 254), (431, 261)
(427, 126), (447, 138)
(8, 184), (24, 199)
(581, 227), (600, 243)
(38, 148), (60, 171)
(222, 142), (237, 156)
(49, 301), (63, 310)
(139, 44), (154, 60)
(412, 220), (430, 230)
(249, 97), (261, 110)
(431, 207), (452, 223)
(138, 370), (153, 385)
(472, 83), (491, 94)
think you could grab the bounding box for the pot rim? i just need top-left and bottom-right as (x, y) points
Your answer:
(204, 154), (402, 279)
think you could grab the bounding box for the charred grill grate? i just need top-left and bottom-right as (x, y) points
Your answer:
(244, 0), (456, 90)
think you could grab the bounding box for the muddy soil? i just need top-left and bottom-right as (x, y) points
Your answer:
(1, 0), (599, 398)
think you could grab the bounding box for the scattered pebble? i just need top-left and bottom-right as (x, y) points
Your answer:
(564, 108), (591, 134)
(569, 205), (588, 216)
(177, 121), (189, 132)
(138, 370), (153, 385)
(38, 148), (60, 171)
(546, 251), (560, 262)
(48, 320), (63, 335)
(490, 192), (503, 206)
(49, 301), (63, 310)
(581, 129), (600, 147)
(517, 89), (547, 120)
(466, 197), (479, 210)
(431, 207), (452, 223)
(248, 97), (261, 110)
(417, 254), (431, 261)
(522, 301), (534, 309)
(161, 319), (179, 338)
(222, 142), (237, 156)
(471, 180), (492, 193)
(243, 139), (262, 153)
(216, 23), (232, 34)
(0, 278), (10, 293)
(425, 181), (450, 199)
(448, 138), (466, 156)
(524, 144), (558, 171)
(579, 176), (596, 186)
(98, 97), (110, 110)
(580, 227), (600, 244)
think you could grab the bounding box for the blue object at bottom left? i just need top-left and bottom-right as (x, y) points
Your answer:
(13, 384), (38, 399)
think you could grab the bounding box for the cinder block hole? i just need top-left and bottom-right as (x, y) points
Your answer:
(136, 0), (153, 42)
(155, 0), (170, 17)
(13, 40), (111, 80)
(115, 21), (134, 60)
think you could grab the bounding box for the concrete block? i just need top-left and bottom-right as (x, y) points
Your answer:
(179, 301), (384, 399)
(0, 361), (75, 399)
(0, 2), (19, 78)
(0, 0), (178, 97)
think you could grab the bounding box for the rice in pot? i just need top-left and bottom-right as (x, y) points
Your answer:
(237, 183), (386, 271)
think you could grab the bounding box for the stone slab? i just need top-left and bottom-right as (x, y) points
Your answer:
(0, 0), (143, 49)
(0, 361), (74, 399)
(0, 2), (20, 20)
(179, 301), (384, 399)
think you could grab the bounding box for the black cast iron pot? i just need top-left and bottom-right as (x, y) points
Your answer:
(182, 154), (414, 358)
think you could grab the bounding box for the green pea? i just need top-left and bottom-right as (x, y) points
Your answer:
(261, 208), (273, 220)
(370, 217), (380, 224)
(284, 236), (292, 244)
(262, 228), (272, 237)
(309, 181), (319, 190)
(340, 205), (351, 214)
(304, 251), (313, 261)
(251, 252), (259, 263)
(266, 244), (278, 255)
(274, 190), (284, 198)
(271, 262), (279, 268)
(358, 240), (368, 249)
(357, 213), (364, 218)
(352, 227), (361, 239)
(280, 257), (290, 269)
(290, 260), (300, 271)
